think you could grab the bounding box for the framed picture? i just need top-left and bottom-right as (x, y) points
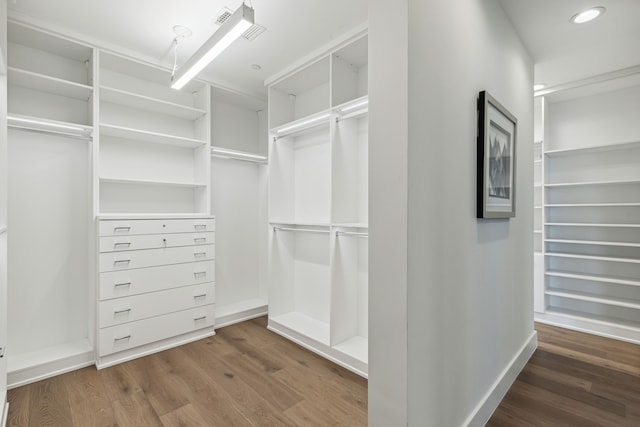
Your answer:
(477, 91), (517, 218)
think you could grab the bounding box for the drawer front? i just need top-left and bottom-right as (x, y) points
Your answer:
(99, 261), (214, 300)
(98, 304), (215, 357)
(99, 218), (215, 236)
(99, 232), (214, 253)
(99, 245), (215, 272)
(99, 282), (215, 328)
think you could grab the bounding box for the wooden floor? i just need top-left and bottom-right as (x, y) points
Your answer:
(489, 323), (640, 426)
(6, 316), (367, 427)
(8, 320), (640, 426)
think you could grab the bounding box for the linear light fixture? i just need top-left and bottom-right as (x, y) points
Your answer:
(171, 3), (254, 90)
(275, 113), (331, 135)
(7, 115), (87, 132)
(339, 98), (369, 113)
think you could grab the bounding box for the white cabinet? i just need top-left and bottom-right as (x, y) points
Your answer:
(97, 52), (210, 215)
(96, 217), (215, 368)
(536, 83), (640, 343)
(267, 33), (369, 377)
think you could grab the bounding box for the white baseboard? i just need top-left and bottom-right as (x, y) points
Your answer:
(463, 331), (538, 427)
(8, 344), (94, 389)
(215, 303), (268, 329)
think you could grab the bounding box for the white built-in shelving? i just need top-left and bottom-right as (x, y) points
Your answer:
(0, 4), (7, 415)
(209, 86), (268, 327)
(97, 51), (210, 215)
(267, 33), (369, 377)
(536, 81), (640, 343)
(6, 20), (95, 388)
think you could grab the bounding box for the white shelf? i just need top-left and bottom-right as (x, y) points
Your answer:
(7, 113), (93, 137)
(546, 202), (640, 207)
(545, 252), (640, 264)
(333, 336), (368, 364)
(545, 239), (640, 248)
(97, 213), (213, 220)
(332, 222), (368, 228)
(545, 270), (640, 287)
(544, 308), (640, 331)
(100, 123), (205, 148)
(269, 312), (330, 345)
(270, 220), (330, 228)
(8, 67), (93, 100)
(100, 86), (206, 120)
(544, 140), (640, 157)
(100, 177), (207, 188)
(270, 110), (331, 139)
(545, 179), (640, 188)
(546, 289), (640, 310)
(545, 222), (640, 228)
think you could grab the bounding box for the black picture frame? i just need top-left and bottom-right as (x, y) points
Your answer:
(477, 91), (517, 219)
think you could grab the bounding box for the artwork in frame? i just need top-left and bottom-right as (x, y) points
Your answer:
(477, 90), (517, 218)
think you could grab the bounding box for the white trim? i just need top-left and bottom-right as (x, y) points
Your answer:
(463, 331), (538, 427)
(215, 304), (268, 329)
(7, 346), (95, 389)
(535, 311), (640, 345)
(1, 402), (8, 427)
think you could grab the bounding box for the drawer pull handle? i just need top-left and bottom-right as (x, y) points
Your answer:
(114, 242), (131, 248)
(194, 316), (207, 322)
(194, 224), (207, 231)
(114, 259), (131, 266)
(194, 237), (207, 243)
(194, 293), (207, 299)
(194, 252), (207, 258)
(114, 335), (131, 342)
(194, 271), (207, 277)
(114, 226), (131, 232)
(114, 282), (131, 288)
(114, 308), (132, 315)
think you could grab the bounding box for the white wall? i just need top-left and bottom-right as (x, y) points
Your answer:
(368, 0), (408, 425)
(369, 0), (535, 425)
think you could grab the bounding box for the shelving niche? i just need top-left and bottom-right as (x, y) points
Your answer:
(268, 33), (369, 377)
(537, 82), (640, 343)
(98, 51), (210, 215)
(6, 21), (95, 388)
(210, 87), (268, 327)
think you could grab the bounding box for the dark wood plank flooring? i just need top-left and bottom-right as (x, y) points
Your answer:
(8, 319), (640, 426)
(488, 323), (640, 426)
(7, 316), (367, 427)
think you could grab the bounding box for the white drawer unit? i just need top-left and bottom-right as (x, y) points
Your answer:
(99, 244), (215, 272)
(99, 304), (216, 357)
(99, 218), (215, 237)
(99, 231), (214, 252)
(99, 260), (214, 300)
(99, 282), (215, 328)
(96, 216), (215, 367)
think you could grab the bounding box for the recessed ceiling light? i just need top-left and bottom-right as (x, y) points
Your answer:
(533, 84), (546, 91)
(570, 7), (606, 24)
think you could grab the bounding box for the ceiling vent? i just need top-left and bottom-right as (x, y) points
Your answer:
(215, 6), (266, 41)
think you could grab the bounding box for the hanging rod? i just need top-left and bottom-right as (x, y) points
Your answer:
(335, 230), (368, 238)
(211, 147), (267, 164)
(273, 226), (330, 234)
(8, 124), (93, 141)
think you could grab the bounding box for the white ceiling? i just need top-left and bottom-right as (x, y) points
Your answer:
(7, 0), (367, 99)
(498, 0), (640, 89)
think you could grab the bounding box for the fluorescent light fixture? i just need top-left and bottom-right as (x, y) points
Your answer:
(275, 113), (331, 134)
(7, 115), (87, 132)
(570, 7), (605, 24)
(171, 4), (254, 90)
(211, 147), (267, 160)
(339, 98), (369, 113)
(533, 84), (546, 91)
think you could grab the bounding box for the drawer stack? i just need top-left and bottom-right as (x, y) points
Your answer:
(96, 216), (215, 368)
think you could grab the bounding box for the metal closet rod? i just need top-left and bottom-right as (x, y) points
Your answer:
(335, 230), (368, 238)
(8, 124), (92, 141)
(273, 226), (329, 234)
